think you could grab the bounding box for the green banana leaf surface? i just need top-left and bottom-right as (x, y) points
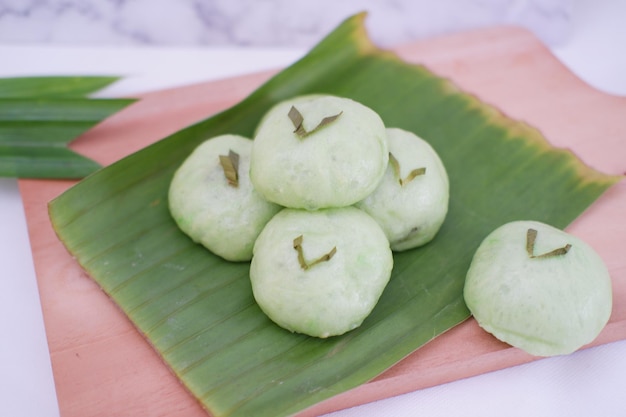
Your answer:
(0, 76), (133, 178)
(49, 14), (619, 417)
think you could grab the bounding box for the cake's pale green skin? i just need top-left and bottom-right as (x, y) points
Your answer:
(250, 95), (389, 210)
(356, 128), (449, 251)
(250, 207), (394, 338)
(252, 94), (325, 138)
(168, 134), (282, 262)
(463, 220), (612, 357)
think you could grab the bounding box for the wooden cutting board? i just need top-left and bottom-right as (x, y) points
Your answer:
(19, 26), (626, 417)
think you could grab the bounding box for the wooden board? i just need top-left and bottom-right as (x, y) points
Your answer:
(19, 26), (626, 417)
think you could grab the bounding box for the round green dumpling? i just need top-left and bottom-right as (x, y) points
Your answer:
(250, 95), (388, 210)
(250, 207), (393, 338)
(168, 134), (282, 262)
(356, 127), (449, 251)
(463, 220), (612, 357)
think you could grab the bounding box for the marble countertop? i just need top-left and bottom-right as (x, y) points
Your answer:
(1, 0), (572, 48)
(1, 1), (625, 417)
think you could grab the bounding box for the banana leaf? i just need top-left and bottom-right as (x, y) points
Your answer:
(48, 14), (619, 417)
(0, 76), (133, 178)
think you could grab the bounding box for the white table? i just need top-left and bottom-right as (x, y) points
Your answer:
(2, 2), (625, 416)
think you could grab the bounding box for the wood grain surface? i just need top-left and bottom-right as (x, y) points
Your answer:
(19, 26), (626, 417)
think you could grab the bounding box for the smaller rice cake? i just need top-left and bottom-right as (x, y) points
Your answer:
(250, 95), (388, 210)
(169, 134), (282, 262)
(356, 128), (449, 251)
(464, 220), (612, 357)
(250, 207), (393, 338)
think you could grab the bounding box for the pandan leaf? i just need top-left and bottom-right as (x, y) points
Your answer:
(0, 76), (120, 98)
(0, 76), (134, 178)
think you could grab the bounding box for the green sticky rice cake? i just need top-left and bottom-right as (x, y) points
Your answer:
(250, 207), (394, 338)
(168, 134), (282, 262)
(356, 127), (449, 251)
(463, 220), (612, 357)
(250, 94), (389, 210)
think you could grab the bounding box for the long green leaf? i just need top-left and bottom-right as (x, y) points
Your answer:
(49, 14), (619, 417)
(0, 76), (120, 98)
(0, 76), (134, 179)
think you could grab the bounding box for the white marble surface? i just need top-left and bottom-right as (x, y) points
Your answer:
(0, 0), (572, 48)
(0, 179), (60, 417)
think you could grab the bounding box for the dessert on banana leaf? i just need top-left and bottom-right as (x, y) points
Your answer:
(356, 127), (449, 251)
(168, 134), (282, 262)
(250, 94), (389, 210)
(250, 207), (393, 338)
